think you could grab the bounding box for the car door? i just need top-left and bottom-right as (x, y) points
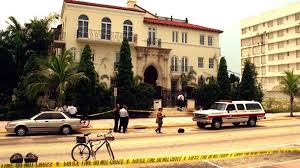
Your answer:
(47, 113), (66, 132)
(236, 104), (248, 122)
(226, 104), (238, 123)
(32, 113), (53, 132)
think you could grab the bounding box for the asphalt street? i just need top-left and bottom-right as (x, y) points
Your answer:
(1, 119), (300, 165)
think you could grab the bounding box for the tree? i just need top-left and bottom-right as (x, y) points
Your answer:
(229, 74), (240, 84)
(116, 38), (134, 106)
(25, 50), (86, 106)
(279, 71), (300, 117)
(217, 57), (230, 100)
(195, 77), (220, 109)
(240, 60), (263, 102)
(181, 69), (197, 89)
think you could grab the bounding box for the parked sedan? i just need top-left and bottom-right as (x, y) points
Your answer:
(5, 111), (81, 136)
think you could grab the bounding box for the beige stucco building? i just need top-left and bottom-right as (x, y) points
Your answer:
(240, 2), (300, 92)
(53, 0), (223, 106)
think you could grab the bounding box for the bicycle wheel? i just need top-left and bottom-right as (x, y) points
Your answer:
(81, 119), (90, 128)
(106, 143), (115, 160)
(71, 144), (91, 161)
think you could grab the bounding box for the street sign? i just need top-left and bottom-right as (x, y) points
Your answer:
(114, 88), (117, 97)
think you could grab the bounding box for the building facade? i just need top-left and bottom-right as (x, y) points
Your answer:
(53, 0), (223, 106)
(240, 2), (300, 92)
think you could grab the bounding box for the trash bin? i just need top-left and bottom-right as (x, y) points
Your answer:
(10, 153), (23, 163)
(187, 99), (195, 109)
(153, 99), (162, 110)
(24, 153), (38, 163)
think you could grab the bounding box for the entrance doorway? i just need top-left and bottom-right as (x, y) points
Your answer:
(144, 66), (158, 86)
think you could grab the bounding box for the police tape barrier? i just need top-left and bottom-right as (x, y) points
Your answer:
(76, 109), (154, 118)
(1, 147), (300, 168)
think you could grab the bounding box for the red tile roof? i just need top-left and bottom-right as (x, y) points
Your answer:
(144, 17), (223, 33)
(64, 0), (145, 13)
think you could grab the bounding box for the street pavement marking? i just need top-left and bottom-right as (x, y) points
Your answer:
(250, 158), (300, 168)
(204, 160), (223, 168)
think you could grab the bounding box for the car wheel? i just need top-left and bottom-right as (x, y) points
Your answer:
(211, 119), (222, 130)
(197, 122), (206, 128)
(15, 126), (27, 136)
(233, 122), (240, 127)
(247, 117), (257, 127)
(61, 126), (72, 135)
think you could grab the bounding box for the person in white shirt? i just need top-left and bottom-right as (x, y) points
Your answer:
(118, 105), (129, 133)
(67, 105), (78, 118)
(177, 94), (185, 110)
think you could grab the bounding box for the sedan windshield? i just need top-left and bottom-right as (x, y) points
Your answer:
(210, 103), (226, 110)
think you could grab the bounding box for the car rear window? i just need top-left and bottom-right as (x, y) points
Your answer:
(245, 103), (262, 110)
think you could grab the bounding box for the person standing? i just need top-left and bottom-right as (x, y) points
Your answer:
(67, 104), (78, 118)
(155, 108), (165, 133)
(118, 105), (129, 133)
(113, 104), (120, 132)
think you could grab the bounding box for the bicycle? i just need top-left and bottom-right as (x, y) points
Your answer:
(71, 130), (115, 161)
(79, 114), (90, 128)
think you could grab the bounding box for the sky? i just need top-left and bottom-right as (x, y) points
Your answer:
(0, 0), (299, 74)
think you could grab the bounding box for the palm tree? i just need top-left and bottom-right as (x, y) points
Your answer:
(279, 71), (300, 117)
(25, 50), (86, 106)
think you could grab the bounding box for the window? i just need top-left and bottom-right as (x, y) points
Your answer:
(172, 31), (178, 42)
(268, 32), (273, 39)
(101, 17), (111, 40)
(277, 30), (284, 37)
(268, 43), (274, 50)
(181, 56), (188, 72)
(278, 53), (284, 60)
(296, 26), (300, 33)
(182, 32), (187, 43)
(171, 56), (178, 72)
(226, 104), (236, 111)
(35, 113), (52, 120)
(277, 18), (283, 25)
(114, 52), (120, 71)
(242, 28), (247, 34)
(209, 58), (214, 69)
(198, 57), (204, 68)
(78, 15), (89, 38)
(245, 103), (262, 110)
(123, 20), (133, 42)
(297, 38), (300, 45)
(51, 113), (66, 119)
(236, 104), (245, 110)
(208, 36), (213, 46)
(296, 13), (300, 21)
(253, 25), (258, 31)
(268, 21), (273, 28)
(297, 50), (300, 58)
(278, 42), (284, 49)
(200, 35), (205, 45)
(91, 49), (95, 62)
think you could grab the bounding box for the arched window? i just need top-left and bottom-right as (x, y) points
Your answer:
(181, 56), (188, 72)
(78, 15), (89, 38)
(101, 17), (111, 40)
(123, 20), (133, 42)
(171, 56), (178, 72)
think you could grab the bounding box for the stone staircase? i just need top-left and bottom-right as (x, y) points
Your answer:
(149, 107), (194, 118)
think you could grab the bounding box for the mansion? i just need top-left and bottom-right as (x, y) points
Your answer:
(53, 0), (223, 106)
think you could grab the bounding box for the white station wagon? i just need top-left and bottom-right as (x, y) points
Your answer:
(193, 101), (266, 129)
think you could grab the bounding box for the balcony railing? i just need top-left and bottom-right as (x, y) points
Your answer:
(170, 66), (193, 75)
(77, 30), (137, 43)
(147, 38), (162, 48)
(53, 31), (65, 41)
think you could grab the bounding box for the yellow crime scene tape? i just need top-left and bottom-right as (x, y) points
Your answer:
(1, 147), (300, 168)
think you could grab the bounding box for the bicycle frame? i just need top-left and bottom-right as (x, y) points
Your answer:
(88, 139), (110, 159)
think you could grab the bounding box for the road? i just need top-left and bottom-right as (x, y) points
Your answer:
(0, 119), (300, 164)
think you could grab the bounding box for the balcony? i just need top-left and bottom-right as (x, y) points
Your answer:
(170, 66), (193, 77)
(77, 30), (137, 44)
(52, 31), (65, 49)
(147, 38), (162, 48)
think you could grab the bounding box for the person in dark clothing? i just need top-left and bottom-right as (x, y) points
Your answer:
(155, 108), (165, 133)
(113, 104), (120, 132)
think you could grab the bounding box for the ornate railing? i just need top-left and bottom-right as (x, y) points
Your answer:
(147, 38), (162, 48)
(170, 66), (193, 74)
(77, 30), (137, 43)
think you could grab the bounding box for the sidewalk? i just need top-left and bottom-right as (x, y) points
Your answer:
(0, 112), (299, 133)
